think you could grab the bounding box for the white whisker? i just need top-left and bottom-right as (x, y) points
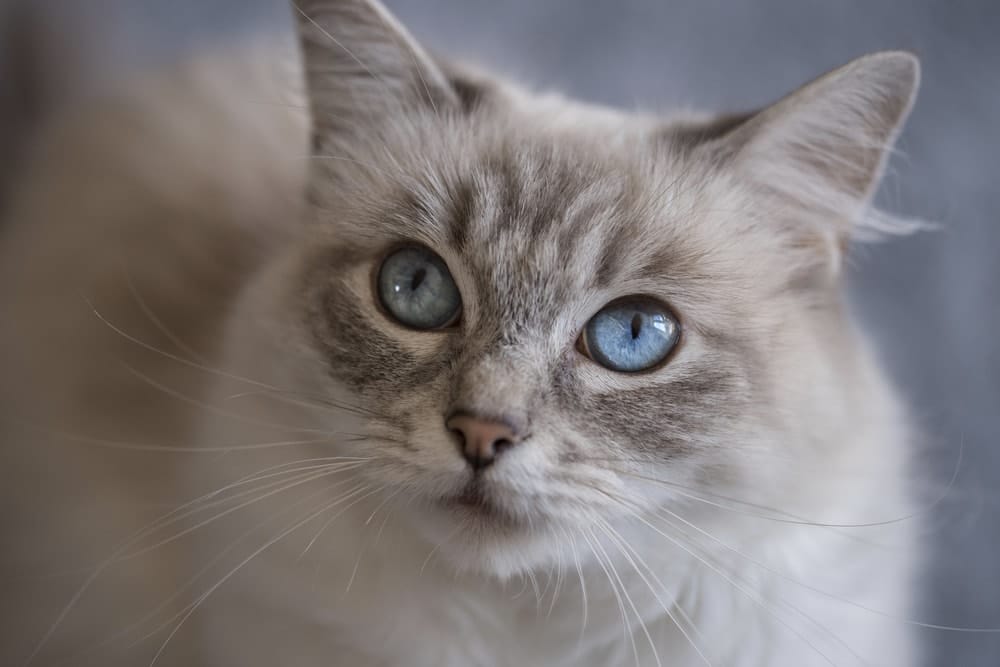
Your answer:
(581, 529), (640, 667)
(118, 361), (330, 434)
(123, 270), (210, 365)
(569, 531), (589, 648)
(82, 295), (277, 389)
(631, 510), (837, 667)
(596, 518), (708, 667)
(148, 485), (378, 666)
(60, 479), (353, 665)
(23, 459), (369, 666)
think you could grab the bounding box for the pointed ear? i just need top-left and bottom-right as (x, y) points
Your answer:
(708, 52), (920, 270)
(293, 0), (458, 139)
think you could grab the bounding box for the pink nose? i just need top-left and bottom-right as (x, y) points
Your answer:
(446, 413), (521, 470)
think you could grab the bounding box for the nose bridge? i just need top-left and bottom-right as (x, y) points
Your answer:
(450, 344), (542, 420)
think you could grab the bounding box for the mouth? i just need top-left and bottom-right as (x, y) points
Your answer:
(424, 479), (560, 575)
(451, 480), (496, 510)
(442, 479), (525, 529)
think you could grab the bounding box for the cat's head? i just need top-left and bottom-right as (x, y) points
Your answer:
(230, 0), (918, 577)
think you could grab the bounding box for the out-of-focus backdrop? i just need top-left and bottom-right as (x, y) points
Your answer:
(2, 1), (997, 664)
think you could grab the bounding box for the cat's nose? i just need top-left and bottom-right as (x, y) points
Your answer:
(445, 412), (522, 470)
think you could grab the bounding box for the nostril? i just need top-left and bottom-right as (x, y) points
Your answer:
(492, 438), (513, 453)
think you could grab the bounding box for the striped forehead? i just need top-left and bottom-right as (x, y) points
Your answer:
(413, 141), (674, 267)
(368, 127), (719, 343)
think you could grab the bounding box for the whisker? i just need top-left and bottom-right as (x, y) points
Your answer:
(117, 361), (330, 434)
(526, 569), (542, 609)
(311, 483), (389, 560)
(612, 462), (961, 529)
(656, 510), (866, 665)
(536, 564), (556, 618)
(597, 435), (965, 531)
(224, 388), (383, 419)
(568, 531), (589, 648)
(545, 527), (568, 620)
(148, 483), (379, 666)
(82, 295), (277, 389)
(58, 478), (354, 666)
(342, 492), (386, 598)
(581, 529), (639, 667)
(510, 573), (531, 601)
(420, 523), (464, 575)
(373, 505), (394, 547)
(123, 270), (209, 365)
(1, 414), (358, 452)
(204, 456), (371, 490)
(626, 509), (837, 666)
(662, 501), (1000, 634)
(591, 522), (666, 667)
(364, 486), (404, 526)
(124, 466), (367, 562)
(595, 518), (709, 667)
(297, 483), (374, 559)
(22, 459), (369, 666)
(136, 459), (371, 545)
(342, 487), (404, 596)
(591, 463), (850, 664)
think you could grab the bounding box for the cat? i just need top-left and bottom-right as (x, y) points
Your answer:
(1, 0), (923, 665)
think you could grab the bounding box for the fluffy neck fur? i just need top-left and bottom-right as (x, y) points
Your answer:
(1, 1), (922, 665)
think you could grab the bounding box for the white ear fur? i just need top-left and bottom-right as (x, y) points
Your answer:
(294, 0), (456, 138)
(714, 51), (920, 274)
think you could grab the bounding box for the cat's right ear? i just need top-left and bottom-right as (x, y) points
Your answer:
(293, 0), (458, 141)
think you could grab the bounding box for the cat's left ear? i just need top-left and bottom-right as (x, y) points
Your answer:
(700, 52), (920, 273)
(293, 0), (458, 139)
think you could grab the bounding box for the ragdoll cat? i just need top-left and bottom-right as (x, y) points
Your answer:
(1, 0), (923, 665)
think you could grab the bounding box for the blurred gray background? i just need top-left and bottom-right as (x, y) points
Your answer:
(3, 0), (997, 664)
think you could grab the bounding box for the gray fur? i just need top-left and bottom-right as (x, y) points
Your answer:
(0, 0), (923, 664)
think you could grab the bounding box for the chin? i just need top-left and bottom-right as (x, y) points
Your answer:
(408, 489), (564, 579)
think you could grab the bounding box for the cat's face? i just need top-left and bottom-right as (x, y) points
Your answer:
(243, 0), (917, 576)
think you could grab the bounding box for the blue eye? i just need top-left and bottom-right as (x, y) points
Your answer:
(580, 298), (680, 372)
(377, 246), (461, 329)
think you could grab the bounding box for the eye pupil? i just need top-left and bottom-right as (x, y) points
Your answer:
(410, 267), (427, 291)
(630, 313), (642, 340)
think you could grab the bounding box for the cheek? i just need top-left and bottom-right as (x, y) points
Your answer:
(557, 358), (752, 462)
(307, 276), (452, 397)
